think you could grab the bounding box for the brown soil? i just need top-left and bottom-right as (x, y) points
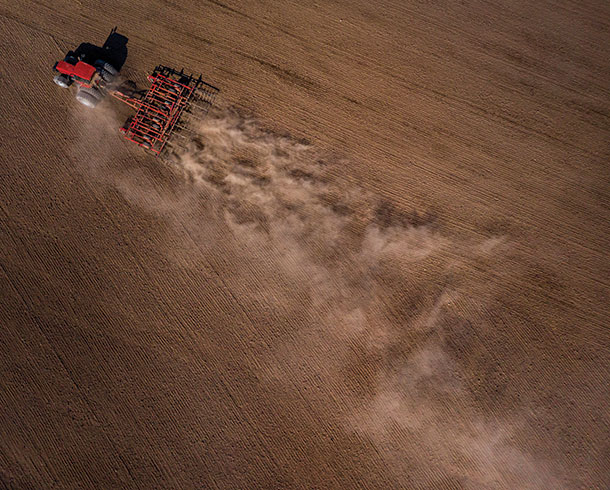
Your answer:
(1, 1), (608, 488)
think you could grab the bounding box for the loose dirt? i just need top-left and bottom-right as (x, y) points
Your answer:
(1, 1), (608, 488)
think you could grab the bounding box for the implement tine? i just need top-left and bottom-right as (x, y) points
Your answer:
(173, 124), (201, 135)
(120, 65), (218, 158)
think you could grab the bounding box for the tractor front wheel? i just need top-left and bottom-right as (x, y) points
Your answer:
(53, 74), (72, 88)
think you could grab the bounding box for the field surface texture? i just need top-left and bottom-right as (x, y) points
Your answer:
(1, 0), (609, 488)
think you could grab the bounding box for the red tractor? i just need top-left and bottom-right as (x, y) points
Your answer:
(52, 31), (218, 156)
(53, 53), (118, 108)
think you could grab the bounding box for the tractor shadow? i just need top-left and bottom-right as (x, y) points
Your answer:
(72, 27), (128, 71)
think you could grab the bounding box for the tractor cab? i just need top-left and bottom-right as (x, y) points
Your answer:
(52, 51), (119, 108)
(52, 29), (128, 107)
(53, 58), (97, 88)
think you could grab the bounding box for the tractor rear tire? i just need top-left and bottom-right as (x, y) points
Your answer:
(53, 74), (72, 88)
(101, 69), (117, 83)
(75, 87), (102, 108)
(95, 60), (118, 83)
(101, 62), (118, 75)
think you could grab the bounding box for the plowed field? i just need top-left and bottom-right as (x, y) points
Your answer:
(1, 0), (608, 488)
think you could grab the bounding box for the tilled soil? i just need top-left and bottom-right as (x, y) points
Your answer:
(0, 1), (608, 488)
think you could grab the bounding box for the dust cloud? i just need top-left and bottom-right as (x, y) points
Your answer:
(69, 102), (559, 487)
(164, 107), (559, 487)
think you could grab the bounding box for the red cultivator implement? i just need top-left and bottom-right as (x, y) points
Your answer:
(115, 66), (218, 156)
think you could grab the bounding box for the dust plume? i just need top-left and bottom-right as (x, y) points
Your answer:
(68, 102), (562, 487)
(164, 106), (560, 487)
